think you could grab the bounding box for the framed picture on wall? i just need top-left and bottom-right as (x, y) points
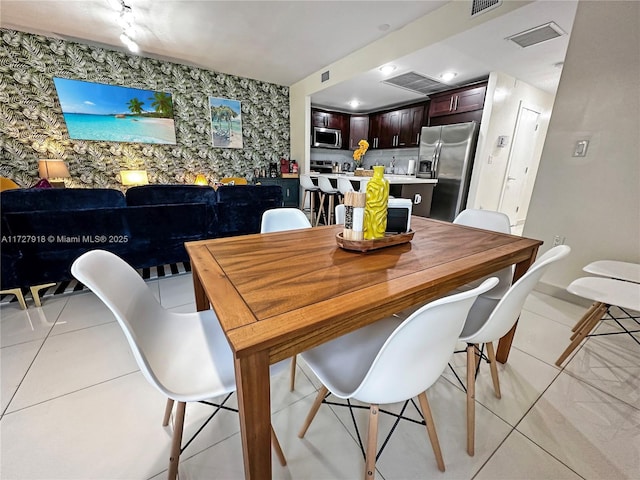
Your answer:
(53, 77), (177, 144)
(209, 96), (243, 148)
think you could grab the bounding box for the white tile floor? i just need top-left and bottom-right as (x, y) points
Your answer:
(1, 274), (639, 479)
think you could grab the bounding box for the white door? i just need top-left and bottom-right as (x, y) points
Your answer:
(498, 103), (541, 227)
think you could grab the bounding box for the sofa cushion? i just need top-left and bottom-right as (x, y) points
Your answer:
(215, 185), (283, 237)
(124, 203), (210, 267)
(0, 188), (126, 213)
(2, 208), (131, 287)
(125, 184), (217, 206)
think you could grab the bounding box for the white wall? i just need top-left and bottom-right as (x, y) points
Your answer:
(467, 72), (555, 216)
(524, 0), (640, 293)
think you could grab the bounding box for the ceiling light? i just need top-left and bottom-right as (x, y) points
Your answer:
(378, 23), (391, 32)
(348, 100), (360, 108)
(440, 71), (458, 82)
(379, 65), (397, 75)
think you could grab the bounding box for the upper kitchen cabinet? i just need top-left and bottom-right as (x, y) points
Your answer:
(312, 108), (347, 130)
(398, 105), (425, 147)
(428, 83), (487, 118)
(349, 115), (369, 150)
(369, 104), (425, 149)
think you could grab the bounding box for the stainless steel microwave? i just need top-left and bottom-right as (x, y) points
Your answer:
(312, 127), (342, 149)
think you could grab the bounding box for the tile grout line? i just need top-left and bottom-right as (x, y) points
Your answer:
(2, 369), (141, 417)
(1, 297), (72, 418)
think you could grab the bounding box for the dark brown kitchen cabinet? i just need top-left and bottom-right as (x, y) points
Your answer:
(368, 113), (382, 149)
(370, 105), (424, 148)
(349, 115), (369, 150)
(311, 108), (346, 130)
(398, 105), (424, 147)
(428, 84), (487, 118)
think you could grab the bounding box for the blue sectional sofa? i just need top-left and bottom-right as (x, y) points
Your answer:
(1, 184), (283, 300)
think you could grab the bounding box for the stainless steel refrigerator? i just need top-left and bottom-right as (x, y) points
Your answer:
(416, 121), (479, 222)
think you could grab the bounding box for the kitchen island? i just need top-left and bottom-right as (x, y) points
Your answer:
(309, 173), (437, 217)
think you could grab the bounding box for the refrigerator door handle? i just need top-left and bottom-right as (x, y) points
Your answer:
(432, 141), (441, 177)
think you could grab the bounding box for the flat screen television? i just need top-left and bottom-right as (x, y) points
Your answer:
(53, 77), (177, 144)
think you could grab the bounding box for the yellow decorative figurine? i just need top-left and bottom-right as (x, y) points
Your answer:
(364, 165), (389, 239)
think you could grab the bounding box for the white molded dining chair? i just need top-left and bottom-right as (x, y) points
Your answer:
(71, 250), (288, 480)
(261, 207), (312, 233)
(555, 276), (640, 367)
(453, 209), (513, 300)
(298, 277), (498, 479)
(260, 208), (312, 391)
(459, 245), (570, 456)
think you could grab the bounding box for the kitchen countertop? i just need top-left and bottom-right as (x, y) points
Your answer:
(309, 172), (437, 185)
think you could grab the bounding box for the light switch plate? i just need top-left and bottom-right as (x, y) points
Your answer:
(573, 140), (589, 157)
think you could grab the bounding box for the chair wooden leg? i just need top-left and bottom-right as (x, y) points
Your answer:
(310, 191), (316, 226)
(486, 342), (501, 399)
(417, 392), (445, 472)
(298, 385), (329, 438)
(163, 398), (174, 426)
(364, 404), (380, 480)
(466, 344), (475, 456)
(301, 190), (308, 215)
(473, 343), (481, 371)
(328, 195), (335, 225)
(571, 302), (600, 333)
(289, 355), (297, 392)
(167, 401), (186, 480)
(556, 303), (608, 367)
(271, 426), (287, 466)
(570, 302), (604, 340)
(315, 193), (326, 226)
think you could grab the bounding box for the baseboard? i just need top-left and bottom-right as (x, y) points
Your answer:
(534, 281), (592, 308)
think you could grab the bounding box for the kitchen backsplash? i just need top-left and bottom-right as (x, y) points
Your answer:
(310, 147), (419, 174)
(0, 29), (290, 189)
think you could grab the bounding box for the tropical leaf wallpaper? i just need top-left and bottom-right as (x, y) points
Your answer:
(0, 29), (290, 189)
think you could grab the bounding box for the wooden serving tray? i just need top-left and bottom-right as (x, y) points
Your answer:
(336, 230), (415, 252)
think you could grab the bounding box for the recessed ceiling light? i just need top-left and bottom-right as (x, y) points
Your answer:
(378, 24), (390, 32)
(379, 65), (397, 75)
(440, 71), (458, 82)
(348, 100), (360, 108)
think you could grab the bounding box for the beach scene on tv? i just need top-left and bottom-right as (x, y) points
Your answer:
(209, 96), (243, 148)
(53, 78), (177, 144)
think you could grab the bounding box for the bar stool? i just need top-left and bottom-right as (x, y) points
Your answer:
(337, 177), (354, 204)
(299, 175), (321, 226)
(555, 276), (640, 366)
(316, 176), (340, 226)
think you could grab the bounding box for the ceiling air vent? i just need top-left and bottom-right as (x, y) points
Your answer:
(382, 71), (450, 96)
(471, 0), (502, 17)
(507, 22), (566, 48)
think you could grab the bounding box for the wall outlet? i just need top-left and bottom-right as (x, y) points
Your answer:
(552, 235), (565, 246)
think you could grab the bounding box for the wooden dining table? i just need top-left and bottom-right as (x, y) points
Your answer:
(185, 216), (542, 479)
